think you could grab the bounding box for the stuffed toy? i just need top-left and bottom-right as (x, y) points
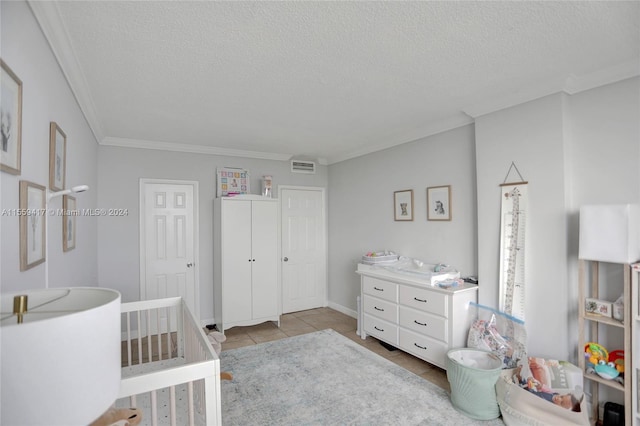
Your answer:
(90, 406), (142, 426)
(207, 331), (234, 381)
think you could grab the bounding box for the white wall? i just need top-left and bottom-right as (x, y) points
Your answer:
(475, 93), (570, 359)
(327, 124), (478, 315)
(0, 1), (99, 293)
(328, 77), (639, 364)
(474, 78), (639, 362)
(97, 145), (328, 322)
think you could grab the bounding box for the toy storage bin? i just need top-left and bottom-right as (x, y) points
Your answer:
(446, 348), (503, 420)
(495, 369), (589, 425)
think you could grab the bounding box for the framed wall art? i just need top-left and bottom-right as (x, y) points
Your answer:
(49, 121), (66, 191)
(19, 180), (46, 271)
(427, 185), (452, 221)
(216, 167), (250, 197)
(1, 59), (22, 175)
(394, 189), (413, 221)
(63, 195), (76, 252)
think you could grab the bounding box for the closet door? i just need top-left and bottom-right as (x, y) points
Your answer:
(251, 200), (279, 319)
(221, 200), (252, 324)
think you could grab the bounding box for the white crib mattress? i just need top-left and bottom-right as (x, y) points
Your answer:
(117, 359), (206, 426)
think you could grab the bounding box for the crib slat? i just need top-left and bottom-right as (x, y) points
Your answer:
(146, 310), (152, 363)
(151, 389), (158, 426)
(170, 385), (177, 426)
(136, 310), (142, 364)
(188, 381), (195, 426)
(126, 312), (132, 367)
(156, 308), (162, 361)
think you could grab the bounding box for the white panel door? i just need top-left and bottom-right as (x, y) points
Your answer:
(141, 181), (198, 318)
(251, 200), (279, 318)
(221, 200), (252, 324)
(280, 187), (327, 313)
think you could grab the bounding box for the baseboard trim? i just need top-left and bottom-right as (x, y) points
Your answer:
(328, 301), (357, 319)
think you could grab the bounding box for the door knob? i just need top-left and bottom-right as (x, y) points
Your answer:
(187, 262), (194, 268)
(283, 257), (288, 262)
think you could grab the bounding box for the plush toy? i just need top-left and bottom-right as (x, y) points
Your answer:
(207, 331), (233, 381)
(207, 331), (226, 354)
(90, 406), (142, 426)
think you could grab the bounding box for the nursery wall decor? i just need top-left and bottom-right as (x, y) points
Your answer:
(19, 180), (46, 270)
(62, 194), (76, 251)
(394, 189), (413, 221)
(216, 167), (250, 197)
(498, 162), (528, 321)
(49, 122), (66, 191)
(0, 59), (22, 175)
(427, 185), (452, 221)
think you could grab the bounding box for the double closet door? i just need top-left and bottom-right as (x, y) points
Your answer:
(214, 196), (279, 333)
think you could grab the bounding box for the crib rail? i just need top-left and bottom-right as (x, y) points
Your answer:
(118, 297), (221, 425)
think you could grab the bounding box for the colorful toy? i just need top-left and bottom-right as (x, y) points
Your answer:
(584, 343), (625, 380)
(584, 342), (607, 367)
(595, 360), (619, 380)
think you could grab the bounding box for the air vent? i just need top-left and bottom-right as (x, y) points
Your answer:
(291, 160), (316, 174)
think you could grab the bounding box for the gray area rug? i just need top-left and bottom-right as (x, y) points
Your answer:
(220, 329), (504, 425)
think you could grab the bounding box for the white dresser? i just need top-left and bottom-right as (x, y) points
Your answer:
(357, 263), (478, 369)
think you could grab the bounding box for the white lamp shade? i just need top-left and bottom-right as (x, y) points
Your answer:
(579, 204), (640, 263)
(1, 288), (121, 426)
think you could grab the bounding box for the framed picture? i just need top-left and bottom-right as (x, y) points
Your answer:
(585, 298), (612, 318)
(394, 189), (413, 221)
(19, 180), (46, 271)
(63, 195), (76, 252)
(1, 59), (22, 175)
(427, 185), (452, 221)
(49, 121), (66, 191)
(216, 167), (250, 197)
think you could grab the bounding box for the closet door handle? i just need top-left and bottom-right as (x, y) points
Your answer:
(283, 257), (289, 262)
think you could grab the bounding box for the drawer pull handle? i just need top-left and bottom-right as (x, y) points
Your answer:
(374, 306), (384, 311)
(374, 287), (384, 291)
(374, 326), (384, 332)
(414, 297), (427, 303)
(414, 320), (427, 326)
(414, 343), (427, 350)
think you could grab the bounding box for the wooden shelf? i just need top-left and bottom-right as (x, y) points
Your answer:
(578, 260), (633, 425)
(583, 313), (624, 328)
(583, 372), (625, 392)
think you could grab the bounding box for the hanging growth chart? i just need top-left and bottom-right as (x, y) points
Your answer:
(498, 164), (528, 321)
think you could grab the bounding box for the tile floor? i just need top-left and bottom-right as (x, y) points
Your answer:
(219, 307), (450, 392)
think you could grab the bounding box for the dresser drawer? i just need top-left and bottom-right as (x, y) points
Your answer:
(363, 295), (398, 323)
(399, 328), (448, 369)
(364, 314), (398, 344)
(363, 277), (398, 303)
(399, 306), (447, 343)
(399, 286), (447, 317)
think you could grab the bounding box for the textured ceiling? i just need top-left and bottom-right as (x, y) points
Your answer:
(32, 1), (639, 164)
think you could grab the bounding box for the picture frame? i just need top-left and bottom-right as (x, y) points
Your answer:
(427, 185), (452, 221)
(63, 195), (76, 252)
(49, 121), (66, 191)
(585, 298), (612, 318)
(216, 167), (250, 197)
(1, 59), (22, 175)
(19, 180), (46, 271)
(394, 189), (413, 221)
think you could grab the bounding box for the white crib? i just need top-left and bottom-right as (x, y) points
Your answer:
(116, 297), (221, 426)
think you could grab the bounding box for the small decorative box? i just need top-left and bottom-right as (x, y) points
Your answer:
(585, 298), (612, 317)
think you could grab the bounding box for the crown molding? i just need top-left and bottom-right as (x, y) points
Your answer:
(101, 137), (295, 162)
(327, 115), (474, 165)
(463, 61), (640, 119)
(563, 60), (640, 95)
(28, 0), (104, 143)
